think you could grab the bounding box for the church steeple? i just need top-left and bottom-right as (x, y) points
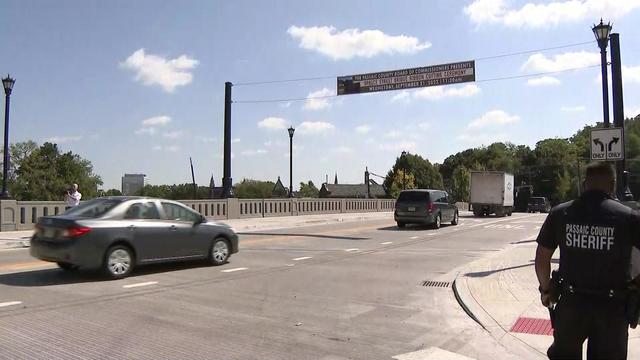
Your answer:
(334, 172), (338, 185)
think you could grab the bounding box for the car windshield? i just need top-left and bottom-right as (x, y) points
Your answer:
(530, 198), (545, 204)
(62, 198), (125, 218)
(397, 191), (430, 202)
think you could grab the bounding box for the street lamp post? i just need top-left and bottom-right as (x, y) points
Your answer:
(288, 126), (295, 197)
(401, 151), (407, 190)
(592, 19), (612, 127)
(1, 75), (15, 199)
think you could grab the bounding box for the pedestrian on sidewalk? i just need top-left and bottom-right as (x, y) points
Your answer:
(535, 161), (640, 360)
(64, 183), (82, 209)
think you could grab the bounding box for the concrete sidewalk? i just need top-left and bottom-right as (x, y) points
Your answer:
(0, 211), (395, 250)
(454, 236), (640, 359)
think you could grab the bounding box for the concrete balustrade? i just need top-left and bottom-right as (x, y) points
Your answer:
(0, 197), (472, 231)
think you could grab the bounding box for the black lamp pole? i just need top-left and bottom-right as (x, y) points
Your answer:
(593, 19), (612, 128)
(288, 126), (295, 197)
(1, 75), (15, 199)
(401, 151), (407, 190)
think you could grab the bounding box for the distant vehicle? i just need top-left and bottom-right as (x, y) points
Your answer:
(527, 196), (551, 213)
(30, 197), (239, 279)
(394, 189), (459, 229)
(470, 171), (514, 217)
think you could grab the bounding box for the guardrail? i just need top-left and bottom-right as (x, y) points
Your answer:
(0, 198), (474, 231)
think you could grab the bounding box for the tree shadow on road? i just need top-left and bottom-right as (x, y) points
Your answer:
(465, 259), (559, 278)
(238, 232), (370, 240)
(377, 224), (454, 231)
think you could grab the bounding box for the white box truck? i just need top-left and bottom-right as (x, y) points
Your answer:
(470, 171), (514, 217)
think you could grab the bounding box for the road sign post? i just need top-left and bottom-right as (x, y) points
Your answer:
(337, 60), (475, 95)
(590, 127), (624, 161)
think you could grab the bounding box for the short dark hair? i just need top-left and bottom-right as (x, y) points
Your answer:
(585, 161), (615, 180)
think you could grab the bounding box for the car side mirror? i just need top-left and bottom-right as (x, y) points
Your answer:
(194, 215), (206, 226)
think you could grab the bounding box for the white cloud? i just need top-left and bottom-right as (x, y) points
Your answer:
(527, 76), (561, 87)
(44, 136), (83, 144)
(241, 149), (268, 156)
(385, 130), (403, 139)
(287, 25), (431, 60)
(166, 145), (180, 152)
(413, 84), (481, 100)
(457, 132), (510, 146)
(162, 130), (185, 139)
(365, 137), (376, 144)
(152, 145), (163, 151)
(297, 121), (336, 134)
(467, 110), (521, 129)
(521, 51), (599, 72)
(141, 115), (171, 127)
(303, 88), (334, 111)
(232, 138), (241, 143)
(391, 90), (411, 103)
(258, 117), (287, 130)
(464, 0), (640, 28)
(196, 136), (216, 143)
(280, 101), (292, 108)
(120, 49), (198, 93)
(418, 122), (431, 130)
(333, 146), (353, 154)
(134, 127), (156, 136)
(264, 141), (273, 148)
(561, 105), (586, 112)
(379, 141), (417, 152)
(623, 65), (640, 84)
(355, 125), (371, 134)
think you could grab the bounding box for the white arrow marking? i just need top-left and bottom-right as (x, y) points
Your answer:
(122, 281), (158, 289)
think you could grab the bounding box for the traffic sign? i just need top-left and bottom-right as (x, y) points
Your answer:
(337, 60), (475, 95)
(590, 127), (624, 160)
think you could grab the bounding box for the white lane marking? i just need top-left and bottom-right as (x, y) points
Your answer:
(286, 264), (295, 267)
(393, 346), (476, 360)
(122, 281), (158, 289)
(427, 233), (436, 236)
(345, 248), (359, 252)
(381, 241), (393, 245)
(0, 301), (22, 308)
(410, 236), (420, 239)
(292, 256), (312, 261)
(221, 267), (248, 273)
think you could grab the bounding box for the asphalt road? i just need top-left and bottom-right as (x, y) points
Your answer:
(0, 213), (546, 360)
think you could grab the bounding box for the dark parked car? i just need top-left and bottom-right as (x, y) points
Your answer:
(527, 196), (551, 213)
(30, 197), (239, 279)
(394, 189), (459, 229)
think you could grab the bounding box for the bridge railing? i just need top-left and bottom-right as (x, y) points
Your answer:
(0, 198), (401, 231)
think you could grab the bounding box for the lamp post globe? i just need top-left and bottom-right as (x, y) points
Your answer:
(592, 19), (612, 127)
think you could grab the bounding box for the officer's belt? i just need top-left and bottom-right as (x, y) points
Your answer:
(561, 283), (628, 299)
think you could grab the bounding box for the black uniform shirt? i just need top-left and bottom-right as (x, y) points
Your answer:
(537, 190), (640, 291)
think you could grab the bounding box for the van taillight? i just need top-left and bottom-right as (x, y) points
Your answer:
(428, 203), (435, 213)
(64, 226), (92, 238)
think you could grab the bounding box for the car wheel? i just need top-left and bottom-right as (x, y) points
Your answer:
(57, 262), (78, 271)
(397, 222), (406, 228)
(433, 214), (441, 229)
(103, 245), (134, 279)
(209, 238), (230, 266)
(451, 211), (459, 225)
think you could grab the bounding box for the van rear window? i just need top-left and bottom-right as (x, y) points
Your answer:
(397, 191), (430, 202)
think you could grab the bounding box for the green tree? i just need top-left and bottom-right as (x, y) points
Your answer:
(384, 152), (442, 196)
(233, 179), (275, 199)
(451, 166), (470, 202)
(298, 181), (319, 198)
(386, 169), (416, 198)
(104, 189), (123, 196)
(12, 142), (102, 200)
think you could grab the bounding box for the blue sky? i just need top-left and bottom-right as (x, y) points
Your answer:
(2, 0), (640, 191)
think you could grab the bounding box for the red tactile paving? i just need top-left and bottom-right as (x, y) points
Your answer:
(510, 317), (554, 336)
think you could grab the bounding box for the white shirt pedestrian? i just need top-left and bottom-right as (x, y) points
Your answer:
(65, 184), (82, 207)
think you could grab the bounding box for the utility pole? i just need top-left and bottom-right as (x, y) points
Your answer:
(222, 82), (233, 198)
(610, 33), (634, 201)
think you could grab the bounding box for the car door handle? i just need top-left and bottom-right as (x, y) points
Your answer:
(169, 225), (177, 231)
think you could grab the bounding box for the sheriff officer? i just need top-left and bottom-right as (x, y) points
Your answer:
(535, 161), (640, 359)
